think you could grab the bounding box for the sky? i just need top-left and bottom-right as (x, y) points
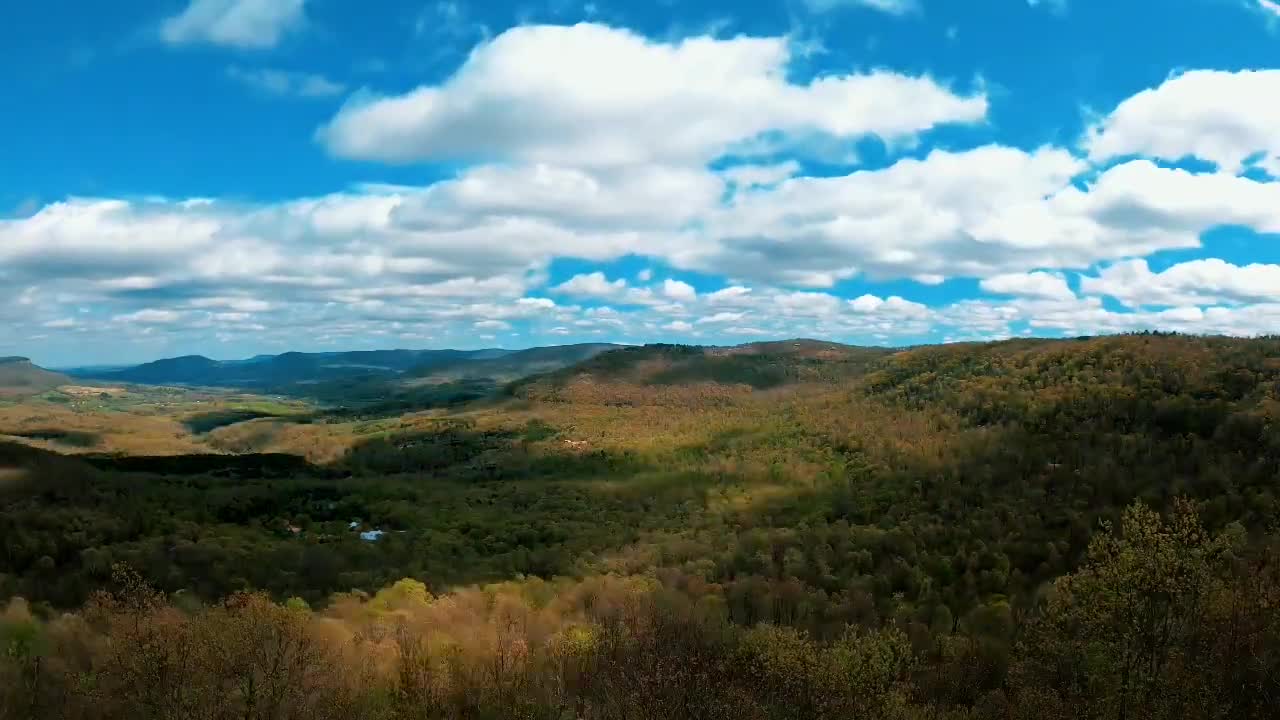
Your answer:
(3, 0), (1280, 366)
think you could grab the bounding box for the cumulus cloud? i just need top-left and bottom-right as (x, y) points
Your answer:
(318, 23), (986, 167)
(706, 286), (752, 304)
(162, 0), (307, 49)
(693, 146), (1076, 283)
(948, 295), (1280, 339)
(690, 150), (1280, 286)
(552, 272), (628, 299)
(661, 279), (697, 302)
(697, 312), (745, 325)
(1085, 70), (1280, 175)
(14, 25), (1280, 358)
(980, 272), (1075, 300)
(1081, 259), (1280, 308)
(848, 294), (929, 317)
(401, 162), (722, 232)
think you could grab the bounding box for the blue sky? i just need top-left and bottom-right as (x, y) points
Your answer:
(3, 0), (1280, 366)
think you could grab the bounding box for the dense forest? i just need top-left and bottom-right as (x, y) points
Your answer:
(3, 333), (1280, 718)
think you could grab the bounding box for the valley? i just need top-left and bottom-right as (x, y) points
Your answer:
(2, 334), (1279, 717)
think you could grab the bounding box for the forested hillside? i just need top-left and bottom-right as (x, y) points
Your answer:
(2, 333), (1279, 718)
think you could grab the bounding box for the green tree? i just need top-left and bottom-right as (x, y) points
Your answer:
(1010, 499), (1235, 720)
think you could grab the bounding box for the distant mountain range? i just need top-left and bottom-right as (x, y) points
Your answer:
(40, 339), (884, 403)
(66, 344), (624, 391)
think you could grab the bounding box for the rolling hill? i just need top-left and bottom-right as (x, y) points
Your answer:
(407, 343), (622, 382)
(4, 333), (1280, 719)
(511, 339), (894, 397)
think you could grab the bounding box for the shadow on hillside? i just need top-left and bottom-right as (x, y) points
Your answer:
(82, 451), (334, 479)
(1, 428), (101, 448)
(337, 423), (651, 481)
(182, 409), (310, 434)
(5, 419), (653, 486)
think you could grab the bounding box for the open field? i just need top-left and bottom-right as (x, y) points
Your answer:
(0, 384), (313, 456)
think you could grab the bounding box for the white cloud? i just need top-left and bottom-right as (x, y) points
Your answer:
(162, 0), (306, 49)
(1258, 0), (1280, 18)
(1085, 70), (1280, 175)
(1081, 259), (1280, 308)
(1067, 160), (1280, 232)
(12, 149), (1280, 355)
(187, 297), (273, 312)
(227, 66), (346, 98)
(980, 271), (1075, 300)
(115, 309), (183, 325)
(319, 23), (986, 167)
(406, 162), (722, 231)
(697, 311), (745, 324)
(706, 286), (752, 304)
(17, 44), (1280, 357)
(692, 149), (1280, 286)
(552, 272), (627, 299)
(474, 319), (512, 330)
(847, 294), (929, 317)
(661, 278), (697, 302)
(549, 272), (709, 310)
(696, 145), (1087, 282)
(928, 292), (1280, 341)
(848, 294), (885, 313)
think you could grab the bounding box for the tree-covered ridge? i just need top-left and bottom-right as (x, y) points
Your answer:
(2, 333), (1279, 716)
(406, 343), (622, 382)
(512, 340), (892, 398)
(2, 501), (1276, 719)
(4, 334), (1280, 613)
(868, 333), (1280, 424)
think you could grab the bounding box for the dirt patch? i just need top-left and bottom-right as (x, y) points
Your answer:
(59, 385), (127, 397)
